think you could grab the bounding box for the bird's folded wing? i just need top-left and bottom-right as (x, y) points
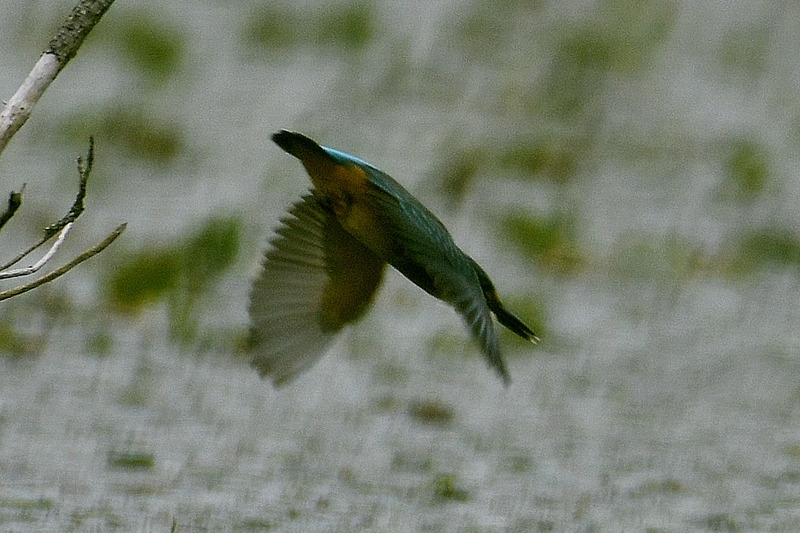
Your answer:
(248, 194), (385, 386)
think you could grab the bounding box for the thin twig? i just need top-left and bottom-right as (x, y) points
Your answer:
(0, 184), (25, 233)
(45, 136), (93, 237)
(0, 223), (126, 302)
(0, 222), (73, 280)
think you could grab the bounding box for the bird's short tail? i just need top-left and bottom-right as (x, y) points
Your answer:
(468, 257), (538, 343)
(492, 304), (539, 343)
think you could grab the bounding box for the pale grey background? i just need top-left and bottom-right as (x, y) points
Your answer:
(1, 0), (799, 531)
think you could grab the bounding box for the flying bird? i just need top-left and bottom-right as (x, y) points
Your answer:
(249, 130), (537, 386)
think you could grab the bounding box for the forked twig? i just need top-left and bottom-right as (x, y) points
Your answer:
(0, 223), (126, 302)
(0, 137), (126, 301)
(0, 137), (95, 272)
(0, 222), (73, 280)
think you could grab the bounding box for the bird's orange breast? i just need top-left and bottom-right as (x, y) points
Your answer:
(301, 155), (369, 199)
(303, 160), (394, 258)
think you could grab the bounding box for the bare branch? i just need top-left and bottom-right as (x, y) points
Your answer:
(0, 54), (59, 155)
(0, 223), (73, 280)
(0, 137), (126, 301)
(47, 0), (116, 66)
(0, 0), (116, 155)
(0, 223), (126, 302)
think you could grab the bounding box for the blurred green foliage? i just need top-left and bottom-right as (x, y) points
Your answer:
(433, 146), (488, 206)
(0, 323), (44, 358)
(544, 0), (676, 118)
(553, 0), (675, 74)
(107, 247), (182, 313)
(732, 229), (800, 273)
(432, 474), (470, 502)
(60, 107), (184, 165)
(408, 398), (455, 427)
(100, 108), (183, 164)
(701, 513), (739, 532)
(243, 3), (374, 52)
(785, 443), (800, 459)
(52, 11), (186, 167)
(608, 226), (800, 281)
(84, 330), (114, 358)
(170, 215), (242, 344)
(116, 11), (184, 85)
(501, 211), (583, 274)
(108, 451), (156, 470)
(0, 498), (54, 511)
(105, 215), (242, 345)
(501, 454), (533, 474)
(498, 139), (578, 183)
(182, 216), (242, 294)
(719, 138), (770, 203)
(243, 5), (297, 49)
(392, 451), (434, 473)
(237, 519), (275, 530)
(610, 235), (703, 283)
(316, 3), (374, 49)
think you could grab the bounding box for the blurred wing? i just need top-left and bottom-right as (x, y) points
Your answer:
(248, 194), (385, 386)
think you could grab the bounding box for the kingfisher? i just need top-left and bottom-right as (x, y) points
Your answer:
(249, 130), (537, 386)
